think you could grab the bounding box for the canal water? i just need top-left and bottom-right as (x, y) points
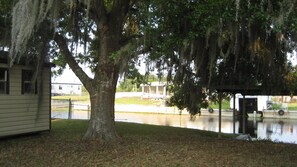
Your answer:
(52, 111), (297, 144)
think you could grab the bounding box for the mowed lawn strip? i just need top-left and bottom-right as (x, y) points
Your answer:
(1, 120), (296, 167)
(52, 94), (297, 111)
(52, 95), (163, 106)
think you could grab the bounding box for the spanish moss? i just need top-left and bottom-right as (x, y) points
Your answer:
(10, 0), (56, 65)
(10, 0), (93, 66)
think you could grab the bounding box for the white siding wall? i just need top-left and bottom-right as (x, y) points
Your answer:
(0, 65), (50, 137)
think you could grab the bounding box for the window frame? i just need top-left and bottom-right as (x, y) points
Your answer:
(22, 69), (37, 95)
(0, 68), (9, 94)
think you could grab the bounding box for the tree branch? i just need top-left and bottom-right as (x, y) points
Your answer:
(54, 33), (93, 91)
(116, 35), (152, 62)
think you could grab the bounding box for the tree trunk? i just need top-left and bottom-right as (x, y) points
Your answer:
(83, 25), (121, 141)
(53, 1), (132, 142)
(83, 85), (119, 141)
(83, 65), (119, 141)
(56, 31), (121, 142)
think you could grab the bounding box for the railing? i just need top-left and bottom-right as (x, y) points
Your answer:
(51, 99), (90, 119)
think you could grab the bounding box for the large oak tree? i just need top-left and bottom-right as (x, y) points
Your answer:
(6, 0), (297, 142)
(9, 0), (146, 142)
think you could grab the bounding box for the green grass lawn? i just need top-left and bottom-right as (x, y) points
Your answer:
(52, 94), (90, 102)
(52, 94), (297, 111)
(208, 99), (230, 109)
(288, 103), (297, 110)
(115, 97), (163, 106)
(52, 94), (228, 108)
(52, 95), (164, 106)
(1, 120), (297, 167)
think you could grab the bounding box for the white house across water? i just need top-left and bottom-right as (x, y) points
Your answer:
(51, 82), (82, 95)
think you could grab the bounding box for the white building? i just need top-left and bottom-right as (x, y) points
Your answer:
(140, 82), (168, 99)
(230, 94), (271, 112)
(51, 66), (90, 95)
(51, 82), (82, 95)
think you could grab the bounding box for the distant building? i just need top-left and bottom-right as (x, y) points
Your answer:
(140, 82), (168, 99)
(51, 82), (82, 95)
(230, 94), (271, 112)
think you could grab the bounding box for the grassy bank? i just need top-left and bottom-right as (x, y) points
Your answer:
(52, 94), (297, 111)
(52, 95), (227, 108)
(288, 103), (297, 110)
(1, 120), (297, 167)
(115, 97), (162, 106)
(52, 95), (90, 102)
(208, 99), (230, 109)
(52, 95), (163, 106)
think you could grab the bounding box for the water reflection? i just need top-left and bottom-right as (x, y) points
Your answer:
(52, 111), (297, 144)
(257, 119), (297, 143)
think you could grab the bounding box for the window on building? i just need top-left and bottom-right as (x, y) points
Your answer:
(0, 68), (9, 94)
(22, 70), (37, 94)
(59, 85), (62, 90)
(0, 51), (8, 64)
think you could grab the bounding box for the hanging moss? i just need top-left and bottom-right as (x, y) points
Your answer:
(9, 0), (94, 65)
(103, 0), (114, 12)
(10, 0), (56, 65)
(154, 0), (297, 115)
(235, 0), (240, 21)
